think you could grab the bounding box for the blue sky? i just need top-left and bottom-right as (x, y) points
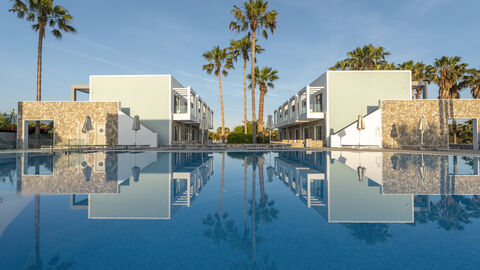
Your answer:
(1, 0), (479, 128)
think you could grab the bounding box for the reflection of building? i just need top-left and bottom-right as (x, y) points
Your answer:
(88, 152), (213, 220)
(10, 152), (214, 220)
(275, 151), (414, 223)
(382, 153), (480, 195)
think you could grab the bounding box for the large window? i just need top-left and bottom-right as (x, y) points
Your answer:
(315, 125), (323, 140)
(314, 94), (323, 112)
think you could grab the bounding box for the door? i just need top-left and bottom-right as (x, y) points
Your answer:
(95, 123), (106, 145)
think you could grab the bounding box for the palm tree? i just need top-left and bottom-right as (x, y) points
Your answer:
(426, 56), (468, 99)
(398, 61), (427, 99)
(202, 46), (233, 142)
(248, 66), (278, 134)
(10, 0), (76, 145)
(464, 68), (480, 98)
(229, 37), (264, 134)
(230, 0), (278, 142)
(330, 44), (391, 71)
(426, 56), (467, 144)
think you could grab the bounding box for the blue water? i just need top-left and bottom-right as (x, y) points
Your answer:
(1, 151), (480, 269)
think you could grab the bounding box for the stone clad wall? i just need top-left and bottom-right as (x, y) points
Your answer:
(381, 100), (480, 149)
(17, 102), (119, 148)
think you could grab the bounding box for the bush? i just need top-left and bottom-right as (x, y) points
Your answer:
(227, 132), (252, 144)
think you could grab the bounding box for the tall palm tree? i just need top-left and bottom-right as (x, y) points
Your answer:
(229, 37), (264, 134)
(248, 66), (279, 133)
(426, 56), (468, 99)
(464, 68), (480, 98)
(398, 60), (427, 99)
(230, 0), (277, 142)
(10, 0), (76, 145)
(202, 46), (233, 142)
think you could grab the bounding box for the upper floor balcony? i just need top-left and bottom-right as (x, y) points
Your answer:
(173, 87), (214, 129)
(274, 85), (325, 128)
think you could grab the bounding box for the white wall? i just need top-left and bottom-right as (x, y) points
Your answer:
(118, 111), (158, 147)
(116, 151), (158, 181)
(330, 109), (382, 147)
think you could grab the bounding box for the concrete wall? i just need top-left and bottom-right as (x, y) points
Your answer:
(118, 111), (157, 147)
(382, 100), (480, 149)
(90, 75), (176, 146)
(330, 109), (382, 147)
(17, 102), (119, 148)
(327, 71), (411, 143)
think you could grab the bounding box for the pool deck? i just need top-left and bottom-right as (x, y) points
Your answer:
(2, 144), (480, 157)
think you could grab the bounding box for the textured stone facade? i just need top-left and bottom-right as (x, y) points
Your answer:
(17, 102), (119, 148)
(382, 153), (480, 195)
(382, 100), (480, 149)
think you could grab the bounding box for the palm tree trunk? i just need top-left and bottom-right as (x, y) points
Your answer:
(218, 73), (225, 142)
(243, 58), (248, 134)
(219, 152), (225, 214)
(35, 26), (45, 148)
(453, 119), (457, 144)
(251, 31), (257, 143)
(415, 89), (422, 99)
(258, 86), (265, 134)
(259, 155), (265, 203)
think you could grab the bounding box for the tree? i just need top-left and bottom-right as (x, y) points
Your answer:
(230, 0), (277, 143)
(229, 37), (264, 135)
(464, 68), (480, 99)
(330, 44), (391, 71)
(202, 46), (233, 142)
(10, 0), (76, 145)
(248, 66), (278, 133)
(426, 56), (468, 99)
(397, 60), (427, 99)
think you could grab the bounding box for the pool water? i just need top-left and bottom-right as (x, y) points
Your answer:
(1, 151), (480, 269)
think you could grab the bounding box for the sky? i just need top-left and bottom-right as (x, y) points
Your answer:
(1, 0), (479, 129)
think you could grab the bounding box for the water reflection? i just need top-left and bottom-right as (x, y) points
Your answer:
(2, 150), (480, 268)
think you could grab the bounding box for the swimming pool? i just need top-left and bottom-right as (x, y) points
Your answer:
(1, 150), (479, 269)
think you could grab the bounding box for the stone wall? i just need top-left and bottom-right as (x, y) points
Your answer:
(17, 102), (119, 148)
(381, 100), (480, 149)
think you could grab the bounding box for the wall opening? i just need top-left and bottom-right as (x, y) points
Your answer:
(25, 120), (54, 149)
(448, 118), (476, 150)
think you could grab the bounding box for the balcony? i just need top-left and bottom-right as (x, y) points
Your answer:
(173, 87), (214, 129)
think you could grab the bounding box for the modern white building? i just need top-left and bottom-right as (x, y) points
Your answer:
(72, 75), (214, 146)
(274, 71), (412, 147)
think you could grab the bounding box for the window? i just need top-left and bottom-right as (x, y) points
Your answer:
(304, 128), (310, 139)
(174, 126), (180, 141)
(295, 129), (300, 140)
(315, 94), (323, 112)
(315, 126), (323, 140)
(184, 127), (189, 141)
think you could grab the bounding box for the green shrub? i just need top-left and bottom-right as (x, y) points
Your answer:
(227, 132), (252, 144)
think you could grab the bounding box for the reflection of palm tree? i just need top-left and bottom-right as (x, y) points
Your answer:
(244, 156), (248, 228)
(219, 153), (225, 214)
(430, 195), (472, 231)
(251, 156), (257, 263)
(258, 155), (266, 203)
(344, 223), (391, 245)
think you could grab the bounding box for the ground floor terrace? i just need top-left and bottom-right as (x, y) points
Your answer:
(172, 121), (208, 144)
(277, 120), (324, 147)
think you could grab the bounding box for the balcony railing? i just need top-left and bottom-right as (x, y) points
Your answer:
(174, 103), (188, 114)
(310, 104), (323, 112)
